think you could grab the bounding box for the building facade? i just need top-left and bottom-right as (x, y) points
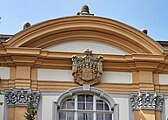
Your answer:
(0, 6), (168, 120)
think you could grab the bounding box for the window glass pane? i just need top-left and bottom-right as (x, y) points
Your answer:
(78, 112), (93, 120)
(67, 112), (74, 120)
(86, 95), (93, 102)
(105, 103), (109, 110)
(86, 112), (93, 120)
(105, 114), (112, 120)
(59, 112), (66, 120)
(96, 103), (103, 110)
(61, 98), (74, 109)
(78, 102), (85, 110)
(86, 103), (93, 110)
(61, 102), (66, 109)
(78, 112), (85, 120)
(67, 101), (74, 109)
(78, 95), (85, 102)
(97, 113), (103, 120)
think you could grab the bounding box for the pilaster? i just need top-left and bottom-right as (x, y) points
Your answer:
(15, 66), (31, 88)
(139, 71), (154, 92)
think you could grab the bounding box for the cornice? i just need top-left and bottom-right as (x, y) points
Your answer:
(0, 48), (168, 72)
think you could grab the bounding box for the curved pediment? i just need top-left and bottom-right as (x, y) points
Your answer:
(4, 16), (164, 54)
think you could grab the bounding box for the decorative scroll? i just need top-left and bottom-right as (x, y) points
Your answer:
(130, 92), (164, 111)
(5, 88), (40, 108)
(72, 49), (103, 85)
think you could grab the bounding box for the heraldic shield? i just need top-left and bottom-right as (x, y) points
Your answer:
(72, 49), (103, 85)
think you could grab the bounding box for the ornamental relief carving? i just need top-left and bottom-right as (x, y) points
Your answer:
(130, 92), (164, 111)
(5, 88), (40, 108)
(72, 49), (103, 85)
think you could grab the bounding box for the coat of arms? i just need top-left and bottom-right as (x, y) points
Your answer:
(72, 49), (103, 85)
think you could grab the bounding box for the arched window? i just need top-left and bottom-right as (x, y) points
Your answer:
(54, 86), (118, 120)
(59, 94), (113, 120)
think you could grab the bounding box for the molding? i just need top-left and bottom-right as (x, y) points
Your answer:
(56, 86), (116, 107)
(0, 48), (168, 72)
(4, 88), (41, 108)
(130, 92), (164, 111)
(3, 16), (163, 55)
(2, 80), (168, 95)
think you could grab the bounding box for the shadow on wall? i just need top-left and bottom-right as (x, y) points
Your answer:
(140, 110), (155, 120)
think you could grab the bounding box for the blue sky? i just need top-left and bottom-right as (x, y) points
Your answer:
(0, 0), (168, 40)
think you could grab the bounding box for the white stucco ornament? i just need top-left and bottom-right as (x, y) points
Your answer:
(130, 92), (164, 111)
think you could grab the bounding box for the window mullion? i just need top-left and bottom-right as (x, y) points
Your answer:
(93, 95), (96, 120)
(112, 113), (114, 120)
(75, 95), (78, 120)
(85, 95), (86, 110)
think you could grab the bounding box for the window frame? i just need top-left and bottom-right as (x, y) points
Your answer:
(58, 94), (113, 120)
(53, 86), (119, 120)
